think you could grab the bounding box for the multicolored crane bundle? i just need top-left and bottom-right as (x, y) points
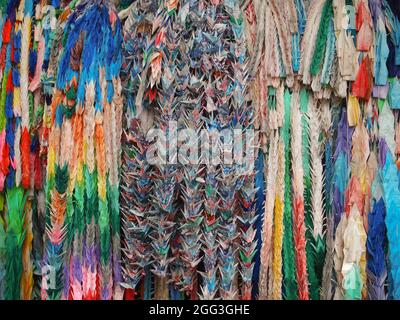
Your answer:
(0, 0), (399, 301)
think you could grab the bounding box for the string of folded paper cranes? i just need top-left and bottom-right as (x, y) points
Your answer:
(0, 0), (399, 300)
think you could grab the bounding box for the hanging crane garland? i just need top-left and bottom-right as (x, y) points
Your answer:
(0, 0), (62, 300)
(0, 0), (399, 300)
(41, 0), (123, 300)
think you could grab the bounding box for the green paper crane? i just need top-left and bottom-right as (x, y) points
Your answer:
(5, 187), (27, 300)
